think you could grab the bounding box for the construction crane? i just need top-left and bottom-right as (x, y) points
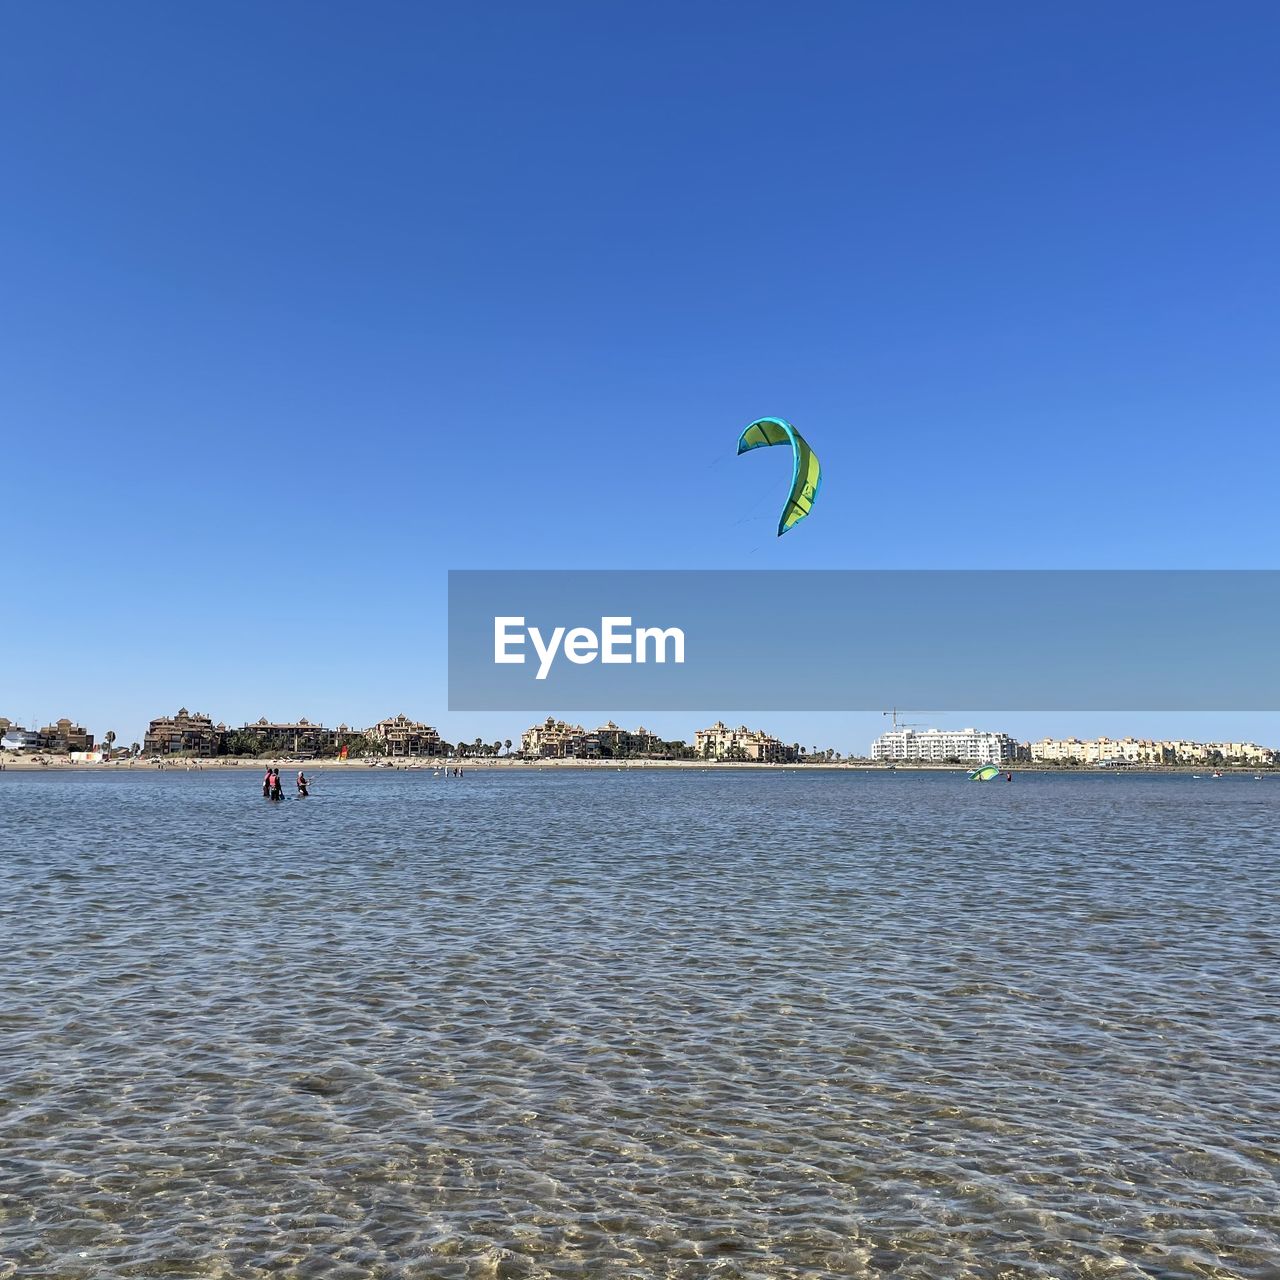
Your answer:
(882, 707), (925, 730)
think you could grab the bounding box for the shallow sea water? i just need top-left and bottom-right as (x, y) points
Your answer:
(0, 768), (1277, 1279)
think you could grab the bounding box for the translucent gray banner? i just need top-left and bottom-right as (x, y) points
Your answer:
(448, 570), (1280, 710)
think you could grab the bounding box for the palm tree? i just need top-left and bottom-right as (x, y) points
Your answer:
(130, 742), (140, 757)
(105, 730), (116, 756)
(504, 738), (512, 756)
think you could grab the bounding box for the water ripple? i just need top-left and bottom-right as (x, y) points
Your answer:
(0, 769), (1277, 1277)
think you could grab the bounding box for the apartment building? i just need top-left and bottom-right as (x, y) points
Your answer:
(694, 721), (796, 762)
(235, 718), (336, 756)
(0, 719), (40, 751)
(1030, 736), (1275, 766)
(871, 727), (1018, 765)
(368, 714), (443, 757)
(574, 721), (665, 758)
(37, 718), (95, 753)
(521, 717), (587, 758)
(145, 708), (225, 757)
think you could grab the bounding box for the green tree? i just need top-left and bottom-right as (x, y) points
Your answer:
(227, 730), (266, 757)
(334, 733), (386, 758)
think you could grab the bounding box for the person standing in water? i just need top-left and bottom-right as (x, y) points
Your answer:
(270, 768), (283, 801)
(297, 770), (309, 797)
(263, 766), (273, 798)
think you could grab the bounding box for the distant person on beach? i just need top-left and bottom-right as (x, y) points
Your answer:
(297, 771), (308, 797)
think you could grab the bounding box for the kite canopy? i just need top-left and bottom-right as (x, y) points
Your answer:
(737, 417), (821, 536)
(968, 764), (1002, 781)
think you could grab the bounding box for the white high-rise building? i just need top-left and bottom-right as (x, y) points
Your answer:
(870, 727), (1018, 765)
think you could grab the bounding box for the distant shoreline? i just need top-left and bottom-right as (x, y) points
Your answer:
(1, 756), (1273, 775)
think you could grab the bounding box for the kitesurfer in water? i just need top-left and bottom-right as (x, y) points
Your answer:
(297, 770), (309, 797)
(263, 766), (272, 798)
(270, 768), (283, 801)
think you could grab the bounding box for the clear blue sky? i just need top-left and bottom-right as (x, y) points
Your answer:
(3, 2), (1278, 749)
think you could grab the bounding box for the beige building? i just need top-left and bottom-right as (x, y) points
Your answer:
(1030, 736), (1274, 766)
(1031, 737), (1165, 765)
(368, 714), (443, 757)
(574, 721), (665, 758)
(1208, 741), (1274, 764)
(37, 718), (95, 753)
(521, 717), (587, 758)
(236, 718), (335, 756)
(694, 721), (796, 763)
(145, 708), (225, 757)
(1032, 737), (1128, 765)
